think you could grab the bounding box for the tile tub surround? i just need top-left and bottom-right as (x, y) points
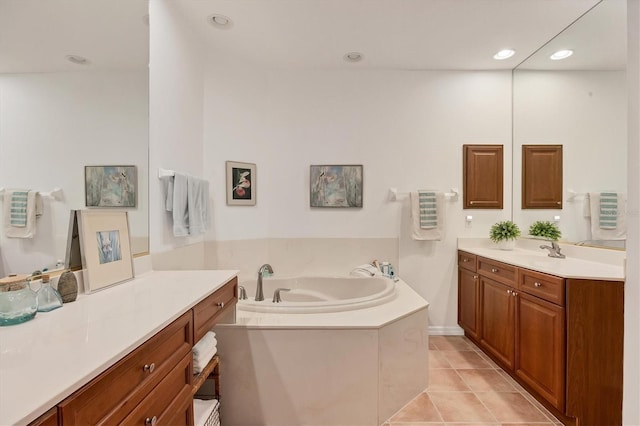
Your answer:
(457, 237), (625, 281)
(384, 335), (561, 425)
(214, 278), (429, 425)
(0, 269), (238, 425)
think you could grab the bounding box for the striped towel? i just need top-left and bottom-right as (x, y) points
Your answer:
(10, 191), (28, 227)
(599, 192), (618, 229)
(418, 190), (438, 229)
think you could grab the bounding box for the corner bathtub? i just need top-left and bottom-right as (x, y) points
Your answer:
(238, 275), (397, 313)
(215, 275), (430, 426)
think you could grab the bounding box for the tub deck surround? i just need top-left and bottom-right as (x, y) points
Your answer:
(0, 269), (238, 426)
(215, 278), (430, 425)
(457, 237), (624, 281)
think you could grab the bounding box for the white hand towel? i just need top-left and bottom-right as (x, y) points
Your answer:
(410, 191), (445, 241)
(172, 173), (189, 237)
(187, 176), (210, 235)
(193, 331), (217, 358)
(161, 176), (174, 212)
(587, 192), (627, 240)
(4, 190), (42, 239)
(193, 399), (218, 426)
(193, 345), (218, 374)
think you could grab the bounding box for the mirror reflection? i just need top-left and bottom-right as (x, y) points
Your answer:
(0, 0), (149, 276)
(512, 0), (627, 249)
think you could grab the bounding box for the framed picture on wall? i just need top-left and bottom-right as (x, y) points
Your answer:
(226, 161), (256, 206)
(77, 210), (134, 293)
(310, 164), (363, 208)
(85, 165), (137, 207)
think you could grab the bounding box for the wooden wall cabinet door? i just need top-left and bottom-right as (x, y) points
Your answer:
(522, 145), (563, 209)
(480, 277), (515, 369)
(463, 145), (503, 209)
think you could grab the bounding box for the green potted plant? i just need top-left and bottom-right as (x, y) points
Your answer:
(489, 220), (521, 250)
(528, 220), (562, 241)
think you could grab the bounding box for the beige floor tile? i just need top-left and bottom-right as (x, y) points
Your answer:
(475, 392), (550, 423)
(389, 392), (444, 423)
(476, 350), (501, 369)
(457, 369), (517, 392)
(428, 369), (470, 391)
(500, 423), (554, 426)
(428, 391), (496, 422)
(442, 350), (493, 369)
(429, 350), (453, 369)
(430, 335), (475, 351)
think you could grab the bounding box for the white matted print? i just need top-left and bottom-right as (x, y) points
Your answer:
(226, 161), (256, 206)
(77, 210), (134, 293)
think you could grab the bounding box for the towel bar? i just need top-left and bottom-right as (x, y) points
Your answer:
(158, 168), (175, 178)
(388, 187), (459, 202)
(0, 187), (64, 201)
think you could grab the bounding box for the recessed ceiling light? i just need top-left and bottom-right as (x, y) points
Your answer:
(550, 49), (573, 60)
(493, 49), (515, 60)
(208, 14), (233, 29)
(343, 52), (364, 63)
(66, 55), (90, 65)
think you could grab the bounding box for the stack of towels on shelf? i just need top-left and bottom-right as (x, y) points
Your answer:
(193, 331), (217, 375)
(2, 189), (43, 239)
(193, 398), (220, 426)
(161, 173), (210, 237)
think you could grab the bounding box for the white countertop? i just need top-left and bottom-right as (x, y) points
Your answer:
(0, 269), (238, 426)
(458, 238), (625, 281)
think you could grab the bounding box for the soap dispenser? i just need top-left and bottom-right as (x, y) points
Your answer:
(36, 274), (63, 312)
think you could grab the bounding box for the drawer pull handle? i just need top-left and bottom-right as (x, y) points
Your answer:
(143, 363), (155, 373)
(145, 416), (158, 426)
(507, 289), (512, 294)
(534, 282), (542, 287)
(491, 268), (498, 273)
(216, 302), (225, 309)
(462, 258), (469, 263)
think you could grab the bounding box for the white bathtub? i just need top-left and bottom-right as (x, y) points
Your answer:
(238, 275), (397, 313)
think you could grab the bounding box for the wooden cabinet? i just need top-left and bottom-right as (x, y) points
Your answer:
(463, 144), (503, 209)
(28, 408), (58, 426)
(458, 251), (624, 425)
(457, 251), (480, 340)
(522, 145), (563, 209)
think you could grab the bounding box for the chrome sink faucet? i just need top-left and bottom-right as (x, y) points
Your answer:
(540, 241), (566, 259)
(255, 264), (273, 301)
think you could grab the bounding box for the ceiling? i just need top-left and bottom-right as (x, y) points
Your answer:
(1, 0), (624, 73)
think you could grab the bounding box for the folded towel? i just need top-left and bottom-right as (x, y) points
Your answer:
(193, 345), (218, 374)
(410, 191), (445, 241)
(3, 189), (43, 239)
(193, 331), (217, 357)
(587, 192), (627, 240)
(187, 176), (210, 235)
(193, 399), (219, 426)
(599, 192), (618, 229)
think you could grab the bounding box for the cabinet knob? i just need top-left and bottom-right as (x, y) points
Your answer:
(473, 275), (478, 280)
(216, 302), (225, 309)
(470, 201), (474, 205)
(534, 282), (542, 287)
(145, 416), (158, 426)
(491, 268), (498, 273)
(462, 258), (469, 263)
(507, 289), (512, 294)
(557, 201), (561, 205)
(143, 363), (155, 373)
(512, 292), (517, 297)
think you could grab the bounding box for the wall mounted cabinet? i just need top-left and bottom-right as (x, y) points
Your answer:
(522, 145), (563, 209)
(463, 145), (504, 209)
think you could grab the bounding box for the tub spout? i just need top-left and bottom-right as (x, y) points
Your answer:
(255, 264), (274, 301)
(272, 288), (290, 303)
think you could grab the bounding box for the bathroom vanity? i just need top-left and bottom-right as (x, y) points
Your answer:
(0, 270), (238, 426)
(457, 242), (624, 426)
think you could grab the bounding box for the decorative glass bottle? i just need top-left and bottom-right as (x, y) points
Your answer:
(0, 274), (38, 326)
(36, 274), (63, 312)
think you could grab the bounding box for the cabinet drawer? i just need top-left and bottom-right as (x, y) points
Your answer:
(120, 353), (193, 426)
(478, 257), (517, 286)
(194, 277), (238, 342)
(59, 311), (193, 425)
(519, 269), (565, 306)
(458, 251), (477, 272)
(28, 408), (58, 426)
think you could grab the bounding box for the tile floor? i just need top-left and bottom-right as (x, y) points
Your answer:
(383, 335), (562, 426)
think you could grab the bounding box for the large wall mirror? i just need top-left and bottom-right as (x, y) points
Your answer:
(513, 0), (627, 249)
(0, 0), (149, 276)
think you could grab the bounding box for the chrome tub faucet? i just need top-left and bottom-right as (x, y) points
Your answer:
(255, 264), (273, 301)
(272, 288), (290, 303)
(540, 241), (566, 259)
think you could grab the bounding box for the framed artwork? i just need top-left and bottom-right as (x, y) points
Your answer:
(77, 210), (134, 293)
(226, 161), (256, 206)
(85, 165), (137, 207)
(310, 164), (363, 208)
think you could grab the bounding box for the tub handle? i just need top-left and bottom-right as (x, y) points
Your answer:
(273, 288), (291, 303)
(238, 286), (248, 300)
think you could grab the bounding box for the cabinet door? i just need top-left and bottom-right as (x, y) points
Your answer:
(522, 145), (563, 209)
(480, 277), (515, 369)
(463, 145), (503, 209)
(458, 268), (480, 340)
(515, 292), (566, 412)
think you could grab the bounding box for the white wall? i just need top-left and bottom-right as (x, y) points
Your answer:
(0, 70), (148, 276)
(202, 63), (512, 330)
(513, 70), (627, 242)
(624, 0), (639, 423)
(148, 0), (206, 268)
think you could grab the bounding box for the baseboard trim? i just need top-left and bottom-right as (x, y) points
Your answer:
(428, 325), (464, 336)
